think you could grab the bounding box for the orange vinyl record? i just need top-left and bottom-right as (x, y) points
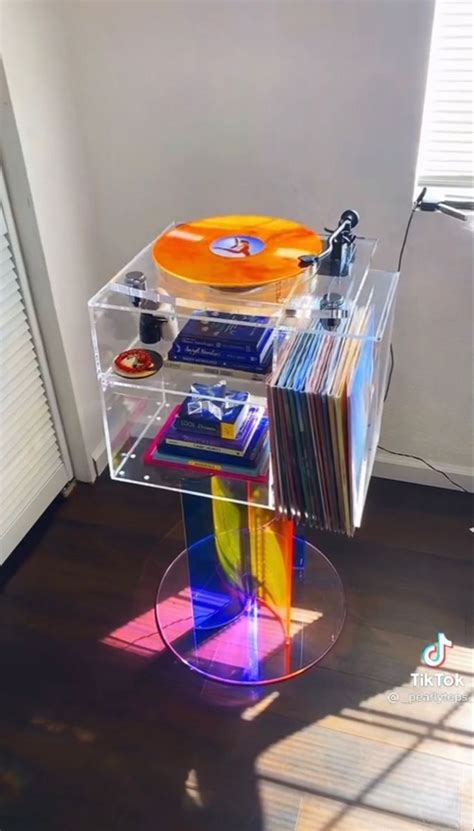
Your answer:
(152, 215), (323, 289)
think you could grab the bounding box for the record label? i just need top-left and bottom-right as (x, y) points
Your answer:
(210, 235), (265, 258)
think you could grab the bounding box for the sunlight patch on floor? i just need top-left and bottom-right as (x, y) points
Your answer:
(184, 768), (204, 808)
(241, 691), (280, 722)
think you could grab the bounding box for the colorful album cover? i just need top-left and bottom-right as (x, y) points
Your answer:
(348, 311), (375, 528)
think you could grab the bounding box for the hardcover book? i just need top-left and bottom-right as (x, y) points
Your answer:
(161, 411), (269, 468)
(168, 347), (272, 376)
(144, 443), (269, 483)
(164, 405), (264, 457)
(143, 406), (269, 482)
(177, 311), (271, 354)
(169, 340), (271, 366)
(163, 359), (271, 383)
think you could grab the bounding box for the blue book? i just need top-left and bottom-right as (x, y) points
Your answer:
(164, 406), (263, 457)
(148, 439), (269, 482)
(178, 311), (271, 354)
(168, 347), (272, 375)
(159, 416), (269, 468)
(170, 341), (267, 366)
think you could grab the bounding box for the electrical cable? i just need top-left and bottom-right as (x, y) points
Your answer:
(397, 189), (425, 274)
(377, 445), (469, 494)
(379, 188), (470, 495)
(383, 344), (394, 403)
(384, 188), (426, 403)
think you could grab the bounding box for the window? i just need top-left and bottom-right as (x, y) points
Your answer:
(416, 0), (473, 202)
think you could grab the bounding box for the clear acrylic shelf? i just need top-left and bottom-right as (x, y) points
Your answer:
(89, 227), (398, 525)
(90, 231), (379, 327)
(103, 387), (273, 510)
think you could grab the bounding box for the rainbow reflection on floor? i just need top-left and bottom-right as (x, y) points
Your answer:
(101, 531), (345, 685)
(155, 534), (346, 686)
(102, 608), (166, 658)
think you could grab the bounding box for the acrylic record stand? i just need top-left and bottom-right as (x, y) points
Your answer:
(89, 223), (398, 685)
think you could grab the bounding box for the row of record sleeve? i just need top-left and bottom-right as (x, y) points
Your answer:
(267, 297), (376, 536)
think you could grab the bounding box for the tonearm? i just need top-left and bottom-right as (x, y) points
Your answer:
(298, 209), (360, 277)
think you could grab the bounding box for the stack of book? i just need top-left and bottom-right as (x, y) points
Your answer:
(144, 381), (269, 482)
(167, 311), (274, 376)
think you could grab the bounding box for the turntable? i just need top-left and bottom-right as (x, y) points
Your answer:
(151, 210), (359, 290)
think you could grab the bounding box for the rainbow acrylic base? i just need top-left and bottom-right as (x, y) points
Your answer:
(155, 527), (346, 686)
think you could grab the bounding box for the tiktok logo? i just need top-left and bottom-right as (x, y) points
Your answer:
(421, 632), (453, 668)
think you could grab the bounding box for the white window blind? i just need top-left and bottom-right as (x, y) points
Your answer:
(0, 171), (71, 563)
(416, 0), (473, 198)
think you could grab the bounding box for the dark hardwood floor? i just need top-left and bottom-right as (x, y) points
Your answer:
(0, 476), (472, 831)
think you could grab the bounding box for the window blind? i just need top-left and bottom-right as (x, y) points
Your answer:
(417, 0), (473, 197)
(0, 172), (71, 563)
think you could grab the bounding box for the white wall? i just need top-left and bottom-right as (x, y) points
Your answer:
(3, 0), (473, 486)
(64, 0), (432, 276)
(0, 60), (87, 480)
(1, 2), (103, 481)
(380, 209), (473, 478)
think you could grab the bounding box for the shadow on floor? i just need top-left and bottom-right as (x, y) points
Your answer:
(0, 477), (472, 831)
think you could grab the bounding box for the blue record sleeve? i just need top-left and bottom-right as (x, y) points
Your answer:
(291, 333), (320, 519)
(348, 311), (375, 524)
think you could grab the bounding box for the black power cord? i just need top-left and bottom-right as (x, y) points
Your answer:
(379, 188), (470, 495)
(384, 188), (426, 404)
(383, 188), (426, 410)
(378, 445), (470, 494)
(383, 344), (394, 404)
(397, 188), (426, 273)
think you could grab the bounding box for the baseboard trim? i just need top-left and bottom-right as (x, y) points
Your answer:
(374, 449), (473, 493)
(92, 439), (108, 478)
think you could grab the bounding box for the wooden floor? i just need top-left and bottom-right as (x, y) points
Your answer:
(0, 476), (472, 831)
